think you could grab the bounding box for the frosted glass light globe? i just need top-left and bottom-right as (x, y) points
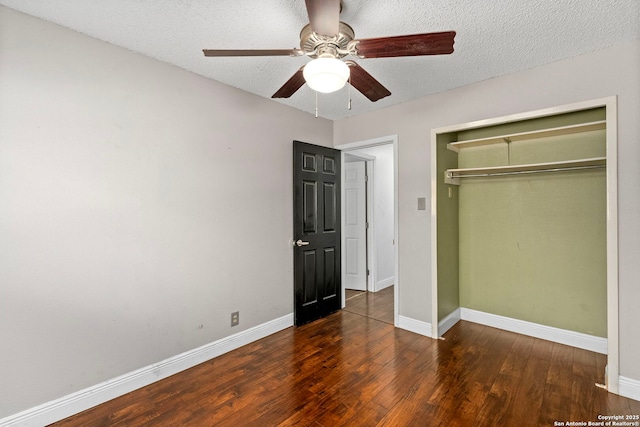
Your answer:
(303, 57), (350, 93)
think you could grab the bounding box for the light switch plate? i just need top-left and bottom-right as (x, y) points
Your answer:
(418, 197), (426, 210)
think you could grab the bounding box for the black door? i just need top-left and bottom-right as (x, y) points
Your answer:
(293, 141), (341, 326)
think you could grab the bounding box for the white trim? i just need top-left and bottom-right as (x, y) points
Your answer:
(398, 315), (432, 337)
(336, 135), (399, 327)
(340, 150), (347, 308)
(438, 308), (461, 336)
(336, 135), (396, 151)
(366, 159), (376, 292)
(392, 138), (399, 327)
(432, 97), (617, 134)
(460, 308), (607, 354)
(0, 314), (294, 427)
(431, 96), (619, 388)
(604, 97), (619, 393)
(430, 127), (439, 338)
(344, 151), (376, 161)
(374, 276), (394, 292)
(619, 376), (640, 402)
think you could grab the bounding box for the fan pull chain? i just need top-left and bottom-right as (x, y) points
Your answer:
(315, 91), (318, 118)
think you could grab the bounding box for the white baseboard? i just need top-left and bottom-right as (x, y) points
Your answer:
(374, 276), (394, 292)
(460, 308), (607, 354)
(438, 308), (461, 336)
(619, 376), (640, 402)
(398, 315), (432, 337)
(0, 313), (294, 427)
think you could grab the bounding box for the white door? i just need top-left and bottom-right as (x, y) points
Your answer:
(344, 161), (367, 291)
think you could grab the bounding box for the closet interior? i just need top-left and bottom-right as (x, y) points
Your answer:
(436, 107), (608, 341)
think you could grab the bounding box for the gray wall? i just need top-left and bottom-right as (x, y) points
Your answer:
(334, 40), (640, 382)
(369, 145), (395, 290)
(0, 6), (332, 417)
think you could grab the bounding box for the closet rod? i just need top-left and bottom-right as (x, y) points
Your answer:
(449, 164), (605, 180)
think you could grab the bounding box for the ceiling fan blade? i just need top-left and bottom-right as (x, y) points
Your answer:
(305, 0), (341, 37)
(354, 31), (456, 58)
(272, 67), (306, 98)
(203, 49), (302, 57)
(345, 61), (391, 102)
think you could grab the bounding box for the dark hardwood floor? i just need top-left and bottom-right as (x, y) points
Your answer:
(50, 311), (639, 426)
(344, 286), (394, 324)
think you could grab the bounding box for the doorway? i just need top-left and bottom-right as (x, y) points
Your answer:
(336, 136), (398, 326)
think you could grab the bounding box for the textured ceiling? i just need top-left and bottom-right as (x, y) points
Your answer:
(1, 0), (638, 120)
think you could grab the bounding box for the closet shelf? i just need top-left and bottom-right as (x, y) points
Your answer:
(444, 157), (606, 185)
(447, 120), (606, 153)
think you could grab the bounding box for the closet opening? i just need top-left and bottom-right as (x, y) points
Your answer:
(430, 97), (619, 393)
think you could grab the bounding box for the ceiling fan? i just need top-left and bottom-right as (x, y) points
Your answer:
(203, 0), (456, 102)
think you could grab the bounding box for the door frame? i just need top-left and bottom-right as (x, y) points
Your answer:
(336, 135), (399, 327)
(430, 96), (619, 393)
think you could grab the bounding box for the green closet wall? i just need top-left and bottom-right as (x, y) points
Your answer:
(438, 108), (607, 338)
(436, 133), (460, 321)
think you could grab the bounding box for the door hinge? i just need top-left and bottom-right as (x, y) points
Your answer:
(365, 222), (369, 229)
(366, 269), (370, 276)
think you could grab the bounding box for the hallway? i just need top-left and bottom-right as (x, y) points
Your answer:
(343, 286), (394, 324)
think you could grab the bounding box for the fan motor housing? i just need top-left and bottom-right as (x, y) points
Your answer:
(300, 22), (355, 58)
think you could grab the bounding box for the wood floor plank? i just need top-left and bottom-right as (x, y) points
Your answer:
(504, 338), (551, 425)
(370, 337), (442, 411)
(571, 347), (602, 420)
(538, 342), (575, 426)
(335, 399), (389, 427)
(465, 334), (532, 426)
(343, 286), (394, 324)
(48, 294), (640, 427)
(437, 326), (510, 425)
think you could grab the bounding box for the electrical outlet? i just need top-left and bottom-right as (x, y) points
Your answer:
(231, 311), (239, 327)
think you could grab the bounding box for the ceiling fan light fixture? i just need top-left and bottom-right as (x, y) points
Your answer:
(303, 57), (350, 93)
